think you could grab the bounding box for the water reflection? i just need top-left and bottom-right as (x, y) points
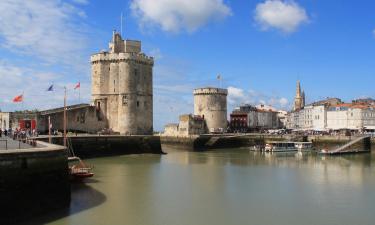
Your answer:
(19, 182), (106, 225)
(21, 151), (375, 225)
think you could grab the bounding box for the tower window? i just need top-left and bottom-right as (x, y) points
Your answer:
(137, 101), (139, 107)
(114, 80), (116, 92)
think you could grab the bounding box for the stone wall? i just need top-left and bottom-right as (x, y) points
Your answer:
(38, 135), (163, 157)
(38, 105), (107, 134)
(0, 143), (70, 224)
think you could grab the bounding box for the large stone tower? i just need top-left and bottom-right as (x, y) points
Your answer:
(293, 80), (305, 111)
(194, 87), (228, 133)
(91, 31), (154, 135)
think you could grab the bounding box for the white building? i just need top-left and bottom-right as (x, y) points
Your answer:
(287, 103), (375, 131)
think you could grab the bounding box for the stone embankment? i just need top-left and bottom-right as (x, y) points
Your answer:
(161, 134), (375, 152)
(0, 140), (70, 224)
(36, 135), (163, 157)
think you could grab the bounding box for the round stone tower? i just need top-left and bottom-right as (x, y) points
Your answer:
(193, 87), (228, 133)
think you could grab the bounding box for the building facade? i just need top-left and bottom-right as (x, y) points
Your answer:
(163, 114), (206, 137)
(286, 102), (375, 131)
(193, 87), (228, 133)
(91, 31), (154, 135)
(229, 104), (284, 132)
(0, 112), (10, 130)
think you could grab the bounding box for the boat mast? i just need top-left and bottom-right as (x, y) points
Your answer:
(48, 116), (51, 143)
(63, 87), (67, 147)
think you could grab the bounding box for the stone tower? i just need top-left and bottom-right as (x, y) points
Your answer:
(91, 31), (154, 135)
(194, 87), (228, 133)
(293, 80), (306, 111)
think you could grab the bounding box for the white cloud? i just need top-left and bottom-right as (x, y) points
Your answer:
(254, 0), (309, 33)
(130, 0), (232, 33)
(227, 86), (290, 111)
(0, 0), (88, 67)
(72, 0), (89, 5)
(279, 97), (289, 107)
(228, 86), (246, 104)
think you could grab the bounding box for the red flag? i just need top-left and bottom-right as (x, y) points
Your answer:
(13, 94), (23, 103)
(74, 82), (80, 90)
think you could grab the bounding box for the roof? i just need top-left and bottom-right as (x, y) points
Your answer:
(39, 104), (91, 115)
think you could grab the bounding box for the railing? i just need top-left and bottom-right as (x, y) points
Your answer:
(0, 140), (8, 150)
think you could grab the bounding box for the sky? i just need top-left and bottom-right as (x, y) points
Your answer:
(1, 0), (375, 131)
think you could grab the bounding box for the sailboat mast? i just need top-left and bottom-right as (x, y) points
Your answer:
(63, 87), (67, 147)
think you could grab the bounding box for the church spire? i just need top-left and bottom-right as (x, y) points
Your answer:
(294, 80), (303, 111)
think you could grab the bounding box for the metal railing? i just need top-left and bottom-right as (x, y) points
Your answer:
(0, 139), (8, 150)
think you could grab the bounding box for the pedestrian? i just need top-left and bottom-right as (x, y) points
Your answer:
(0, 128), (2, 137)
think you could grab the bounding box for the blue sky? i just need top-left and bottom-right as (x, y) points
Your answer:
(1, 0), (375, 131)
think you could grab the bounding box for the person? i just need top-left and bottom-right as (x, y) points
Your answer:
(4, 129), (7, 136)
(0, 128), (2, 138)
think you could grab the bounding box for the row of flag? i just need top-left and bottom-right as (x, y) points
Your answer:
(12, 82), (81, 103)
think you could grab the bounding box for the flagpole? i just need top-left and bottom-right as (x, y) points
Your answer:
(22, 91), (24, 111)
(79, 81), (81, 103)
(63, 87), (67, 147)
(121, 12), (123, 36)
(48, 116), (51, 144)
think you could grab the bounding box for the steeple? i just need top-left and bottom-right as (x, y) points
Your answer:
(296, 80), (301, 97)
(293, 80), (303, 111)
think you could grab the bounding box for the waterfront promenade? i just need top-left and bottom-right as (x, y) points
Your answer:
(0, 137), (37, 150)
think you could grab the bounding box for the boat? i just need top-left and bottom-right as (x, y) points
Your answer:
(69, 157), (94, 180)
(264, 142), (298, 152)
(294, 142), (313, 151)
(251, 145), (265, 151)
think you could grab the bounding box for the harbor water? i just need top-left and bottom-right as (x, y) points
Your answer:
(22, 148), (375, 225)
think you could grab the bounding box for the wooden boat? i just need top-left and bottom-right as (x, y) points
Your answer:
(68, 157), (94, 180)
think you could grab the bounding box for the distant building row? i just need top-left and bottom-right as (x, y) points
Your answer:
(286, 98), (375, 131)
(229, 104), (287, 132)
(287, 80), (375, 131)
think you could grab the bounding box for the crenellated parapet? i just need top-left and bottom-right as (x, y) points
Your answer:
(193, 87), (228, 96)
(91, 52), (154, 66)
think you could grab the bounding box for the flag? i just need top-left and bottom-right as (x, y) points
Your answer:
(47, 84), (54, 91)
(74, 82), (80, 90)
(13, 94), (23, 103)
(217, 74), (221, 80)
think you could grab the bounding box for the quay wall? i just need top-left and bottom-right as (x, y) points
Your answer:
(37, 135), (163, 158)
(161, 134), (374, 152)
(0, 143), (70, 224)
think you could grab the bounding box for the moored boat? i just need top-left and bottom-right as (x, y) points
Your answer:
(294, 142), (313, 151)
(265, 142), (298, 152)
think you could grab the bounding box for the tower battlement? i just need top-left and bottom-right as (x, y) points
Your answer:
(193, 87), (228, 96)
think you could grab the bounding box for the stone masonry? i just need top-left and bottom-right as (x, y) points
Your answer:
(91, 31), (154, 135)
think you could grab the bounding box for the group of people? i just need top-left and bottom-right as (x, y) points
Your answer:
(0, 128), (10, 137)
(12, 128), (39, 140)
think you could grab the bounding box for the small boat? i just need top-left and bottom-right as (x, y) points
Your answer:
(69, 157), (94, 180)
(294, 142), (313, 151)
(265, 142), (298, 152)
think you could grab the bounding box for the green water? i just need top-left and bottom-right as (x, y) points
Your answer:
(25, 149), (375, 225)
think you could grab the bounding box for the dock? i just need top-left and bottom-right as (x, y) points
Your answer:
(320, 135), (371, 155)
